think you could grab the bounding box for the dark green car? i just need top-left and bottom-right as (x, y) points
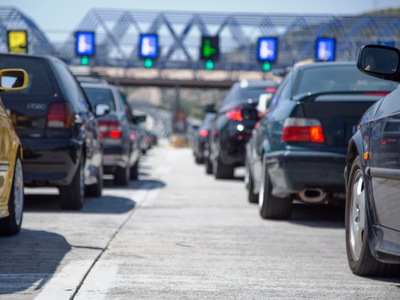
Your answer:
(245, 61), (398, 220)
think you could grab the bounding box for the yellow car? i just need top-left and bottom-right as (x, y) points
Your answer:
(0, 69), (28, 236)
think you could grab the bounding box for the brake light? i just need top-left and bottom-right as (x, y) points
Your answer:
(47, 102), (73, 129)
(282, 118), (325, 143)
(362, 92), (390, 96)
(98, 120), (122, 139)
(226, 105), (243, 121)
(266, 87), (276, 93)
(199, 129), (209, 137)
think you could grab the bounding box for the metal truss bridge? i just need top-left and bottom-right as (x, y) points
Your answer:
(1, 6), (399, 86)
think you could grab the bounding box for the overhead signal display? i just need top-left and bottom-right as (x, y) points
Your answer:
(8, 30), (28, 54)
(75, 31), (95, 56)
(257, 37), (278, 62)
(200, 35), (220, 61)
(315, 37), (336, 61)
(139, 33), (159, 59)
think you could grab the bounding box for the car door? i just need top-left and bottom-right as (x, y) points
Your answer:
(0, 102), (13, 207)
(368, 88), (400, 231)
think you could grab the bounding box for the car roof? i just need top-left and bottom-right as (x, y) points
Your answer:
(80, 81), (118, 90)
(235, 79), (278, 89)
(294, 61), (356, 72)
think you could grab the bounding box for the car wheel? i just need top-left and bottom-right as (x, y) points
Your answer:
(59, 157), (84, 210)
(214, 155), (234, 179)
(247, 171), (259, 204)
(85, 165), (103, 198)
(345, 156), (400, 276)
(0, 156), (24, 236)
(259, 156), (292, 220)
(245, 157), (258, 203)
(114, 163), (130, 186)
(205, 157), (213, 174)
(130, 160), (139, 180)
(195, 154), (203, 164)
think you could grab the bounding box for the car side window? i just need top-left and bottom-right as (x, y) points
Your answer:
(52, 59), (90, 113)
(267, 72), (292, 113)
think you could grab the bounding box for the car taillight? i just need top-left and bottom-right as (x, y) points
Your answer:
(362, 91), (390, 96)
(282, 118), (325, 143)
(47, 102), (73, 129)
(226, 105), (243, 121)
(98, 120), (122, 139)
(199, 129), (209, 137)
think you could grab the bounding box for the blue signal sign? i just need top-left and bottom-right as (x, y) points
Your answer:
(75, 31), (95, 56)
(139, 34), (159, 59)
(378, 40), (395, 47)
(257, 37), (278, 62)
(315, 37), (335, 61)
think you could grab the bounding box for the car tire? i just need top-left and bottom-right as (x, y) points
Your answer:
(0, 155), (24, 236)
(345, 156), (400, 276)
(59, 157), (84, 210)
(205, 156), (213, 174)
(195, 155), (204, 164)
(85, 165), (103, 198)
(247, 171), (259, 204)
(259, 156), (292, 220)
(245, 157), (258, 203)
(130, 160), (139, 180)
(114, 164), (130, 186)
(214, 155), (234, 179)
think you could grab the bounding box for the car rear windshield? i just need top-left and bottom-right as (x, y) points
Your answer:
(232, 85), (274, 104)
(0, 56), (56, 97)
(294, 65), (398, 97)
(82, 87), (116, 111)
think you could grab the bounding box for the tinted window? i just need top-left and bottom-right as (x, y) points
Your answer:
(235, 87), (270, 104)
(0, 55), (55, 97)
(294, 65), (398, 97)
(83, 87), (116, 111)
(51, 59), (89, 112)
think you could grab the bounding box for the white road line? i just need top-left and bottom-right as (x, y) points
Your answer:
(73, 260), (120, 300)
(35, 260), (94, 300)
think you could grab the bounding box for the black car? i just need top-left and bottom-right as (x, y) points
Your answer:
(345, 44), (400, 276)
(80, 82), (142, 185)
(0, 53), (104, 210)
(209, 80), (277, 179)
(192, 112), (216, 164)
(245, 61), (398, 219)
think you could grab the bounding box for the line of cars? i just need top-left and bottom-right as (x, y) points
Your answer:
(0, 53), (153, 236)
(190, 45), (400, 276)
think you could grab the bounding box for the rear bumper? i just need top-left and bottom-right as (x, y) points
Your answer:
(265, 150), (346, 198)
(21, 138), (83, 187)
(102, 144), (130, 171)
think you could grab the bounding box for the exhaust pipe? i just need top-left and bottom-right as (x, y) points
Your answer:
(299, 188), (326, 204)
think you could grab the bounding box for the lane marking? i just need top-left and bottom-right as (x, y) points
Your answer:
(35, 260), (93, 300)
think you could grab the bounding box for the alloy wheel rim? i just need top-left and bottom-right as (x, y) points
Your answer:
(349, 170), (366, 261)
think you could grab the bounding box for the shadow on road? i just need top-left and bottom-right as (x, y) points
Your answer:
(290, 203), (345, 229)
(0, 229), (70, 295)
(24, 193), (136, 214)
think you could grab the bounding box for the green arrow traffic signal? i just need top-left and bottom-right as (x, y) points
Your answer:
(200, 35), (219, 61)
(202, 39), (217, 58)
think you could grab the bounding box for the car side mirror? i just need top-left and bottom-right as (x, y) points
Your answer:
(357, 44), (400, 82)
(133, 114), (146, 124)
(0, 69), (29, 91)
(95, 103), (110, 117)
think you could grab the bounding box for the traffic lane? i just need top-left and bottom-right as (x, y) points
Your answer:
(76, 146), (400, 299)
(0, 184), (139, 300)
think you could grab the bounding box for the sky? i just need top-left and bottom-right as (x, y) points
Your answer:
(7, 0), (400, 34)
